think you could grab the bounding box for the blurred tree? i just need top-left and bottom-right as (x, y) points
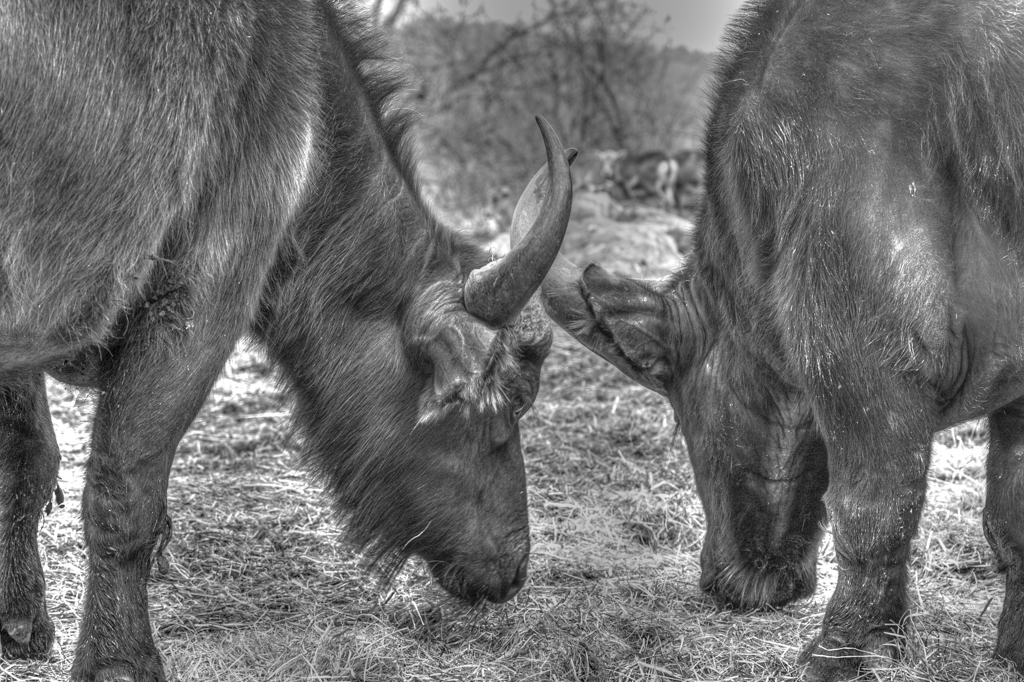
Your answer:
(394, 0), (710, 216)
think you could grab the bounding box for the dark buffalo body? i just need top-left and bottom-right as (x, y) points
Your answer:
(519, 0), (1024, 679)
(0, 2), (573, 680)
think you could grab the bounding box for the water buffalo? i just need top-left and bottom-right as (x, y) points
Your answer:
(0, 2), (572, 680)
(671, 148), (704, 211)
(602, 149), (678, 208)
(570, 149), (619, 193)
(517, 0), (1024, 678)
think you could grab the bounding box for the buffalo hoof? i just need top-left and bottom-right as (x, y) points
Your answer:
(995, 569), (1024, 673)
(798, 629), (900, 682)
(0, 609), (54, 659)
(72, 663), (166, 682)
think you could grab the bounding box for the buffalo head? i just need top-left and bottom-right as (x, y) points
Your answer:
(276, 118), (576, 606)
(506, 220), (828, 609)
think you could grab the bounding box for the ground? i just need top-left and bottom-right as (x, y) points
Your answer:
(1, 213), (1018, 681)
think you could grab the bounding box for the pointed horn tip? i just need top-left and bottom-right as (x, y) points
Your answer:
(567, 148), (578, 166)
(534, 116), (554, 141)
(465, 118), (573, 326)
(534, 116), (567, 162)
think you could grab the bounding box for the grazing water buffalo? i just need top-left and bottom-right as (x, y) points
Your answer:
(0, 2), (572, 680)
(518, 0), (1024, 678)
(671, 148), (704, 211)
(607, 150), (678, 208)
(570, 150), (619, 193)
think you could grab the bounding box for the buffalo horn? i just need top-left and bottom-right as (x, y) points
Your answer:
(463, 116), (575, 327)
(507, 139), (587, 338)
(508, 139), (668, 394)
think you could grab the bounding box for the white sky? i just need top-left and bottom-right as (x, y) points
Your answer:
(414, 0), (747, 53)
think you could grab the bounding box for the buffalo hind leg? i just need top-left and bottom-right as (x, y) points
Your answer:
(986, 401), (1024, 671)
(0, 374), (60, 658)
(799, 426), (930, 681)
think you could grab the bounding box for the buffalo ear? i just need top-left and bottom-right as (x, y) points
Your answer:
(578, 264), (676, 394)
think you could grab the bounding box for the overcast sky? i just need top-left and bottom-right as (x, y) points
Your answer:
(415, 0), (748, 53)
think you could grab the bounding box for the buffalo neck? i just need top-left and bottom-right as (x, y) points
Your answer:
(252, 112), (473, 384)
(250, 1), (479, 436)
(254, 0), (475, 348)
(247, 82), (476, 577)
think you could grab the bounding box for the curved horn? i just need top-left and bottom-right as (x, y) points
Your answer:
(510, 148), (672, 395)
(508, 140), (590, 344)
(463, 116), (575, 327)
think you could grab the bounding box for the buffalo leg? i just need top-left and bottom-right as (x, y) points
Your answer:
(799, 425), (930, 681)
(69, 327), (239, 682)
(986, 401), (1024, 670)
(0, 374), (60, 658)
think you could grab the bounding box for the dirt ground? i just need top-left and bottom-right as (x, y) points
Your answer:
(2, 209), (1018, 681)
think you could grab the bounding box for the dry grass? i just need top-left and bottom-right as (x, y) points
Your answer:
(1, 333), (1019, 681)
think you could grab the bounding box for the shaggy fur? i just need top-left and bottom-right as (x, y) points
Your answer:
(539, 0), (1024, 679)
(0, 2), (560, 680)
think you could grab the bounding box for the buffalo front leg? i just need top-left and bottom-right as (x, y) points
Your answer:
(0, 374), (60, 658)
(799, 433), (930, 681)
(986, 401), (1024, 671)
(69, 335), (237, 682)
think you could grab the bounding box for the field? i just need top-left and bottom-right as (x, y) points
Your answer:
(1, 317), (1019, 681)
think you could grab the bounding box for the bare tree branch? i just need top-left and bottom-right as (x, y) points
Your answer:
(396, 0), (711, 211)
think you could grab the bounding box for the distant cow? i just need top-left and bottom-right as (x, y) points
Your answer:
(518, 0), (1024, 678)
(671, 148), (705, 210)
(0, 2), (572, 680)
(604, 149), (678, 208)
(570, 149), (619, 193)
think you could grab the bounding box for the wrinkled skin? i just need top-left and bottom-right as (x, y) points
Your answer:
(521, 0), (1024, 679)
